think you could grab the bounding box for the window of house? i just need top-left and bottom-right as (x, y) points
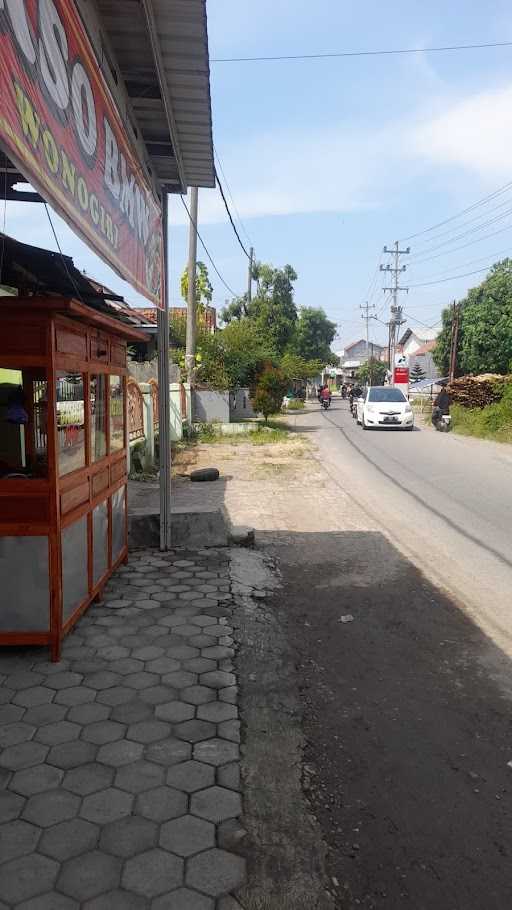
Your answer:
(57, 372), (85, 476)
(0, 368), (48, 478)
(109, 375), (125, 452)
(90, 374), (107, 462)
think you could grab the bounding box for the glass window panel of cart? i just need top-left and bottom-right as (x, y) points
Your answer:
(109, 375), (125, 452)
(57, 372), (85, 476)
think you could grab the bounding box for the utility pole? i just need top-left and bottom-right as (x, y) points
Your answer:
(449, 301), (460, 382)
(381, 241), (410, 385)
(247, 246), (254, 304)
(185, 186), (199, 385)
(359, 301), (376, 385)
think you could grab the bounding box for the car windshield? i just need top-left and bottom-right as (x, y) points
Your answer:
(368, 387), (406, 403)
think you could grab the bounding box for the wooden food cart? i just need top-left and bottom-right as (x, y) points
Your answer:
(0, 292), (147, 660)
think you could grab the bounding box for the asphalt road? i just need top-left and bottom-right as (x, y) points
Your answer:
(270, 399), (512, 909)
(312, 399), (512, 660)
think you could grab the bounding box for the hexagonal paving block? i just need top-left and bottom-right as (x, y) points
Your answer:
(12, 686), (54, 708)
(165, 645), (199, 661)
(145, 738), (192, 767)
(127, 720), (171, 744)
(186, 848), (245, 897)
(152, 888), (214, 910)
(115, 760), (165, 794)
(0, 722), (35, 748)
(110, 700), (153, 725)
(80, 787), (133, 824)
(138, 685), (177, 706)
(202, 646), (234, 661)
(183, 657), (217, 674)
(57, 850), (122, 902)
(99, 815), (157, 858)
(108, 658), (144, 676)
(0, 790), (25, 822)
(197, 702), (238, 723)
(81, 889), (146, 910)
(166, 760), (215, 794)
(23, 789), (80, 827)
(96, 739), (144, 767)
(47, 741), (97, 770)
(43, 672), (83, 690)
(122, 848), (184, 898)
(0, 819), (41, 862)
(96, 686), (134, 707)
(174, 719), (216, 744)
(96, 645), (131, 660)
(135, 785), (187, 823)
(219, 686), (238, 705)
(155, 701), (195, 724)
(16, 891), (78, 909)
(54, 686), (96, 706)
(40, 817), (99, 861)
(0, 741), (49, 770)
(5, 669), (44, 689)
(35, 721), (81, 746)
(188, 635), (217, 649)
(0, 704), (24, 725)
(23, 703), (68, 726)
(181, 685), (216, 707)
(190, 614), (218, 627)
(82, 672), (122, 690)
(146, 657), (181, 675)
(200, 671), (236, 689)
(81, 720), (126, 745)
(193, 739), (240, 767)
(63, 762), (114, 796)
(160, 814), (214, 857)
(217, 762), (240, 792)
(0, 853), (59, 904)
(124, 671), (160, 690)
(132, 646), (164, 660)
(10, 763), (64, 797)
(67, 703), (111, 725)
(218, 719), (240, 743)
(190, 787), (242, 823)
(161, 671), (196, 690)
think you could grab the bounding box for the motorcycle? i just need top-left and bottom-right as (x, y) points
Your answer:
(321, 398), (331, 410)
(432, 408), (451, 432)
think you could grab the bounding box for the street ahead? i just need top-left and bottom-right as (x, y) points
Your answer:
(315, 398), (512, 661)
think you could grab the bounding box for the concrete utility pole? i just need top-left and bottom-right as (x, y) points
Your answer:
(381, 241), (410, 384)
(185, 186), (199, 384)
(247, 246), (254, 304)
(359, 301), (376, 385)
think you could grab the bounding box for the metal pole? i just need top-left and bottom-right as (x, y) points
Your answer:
(157, 191), (171, 550)
(247, 246), (254, 304)
(185, 187), (199, 383)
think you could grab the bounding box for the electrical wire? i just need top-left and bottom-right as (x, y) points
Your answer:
(408, 245), (512, 283)
(214, 167), (251, 259)
(44, 203), (88, 305)
(179, 196), (242, 298)
(213, 145), (253, 248)
(407, 203), (512, 264)
(402, 311), (443, 329)
(407, 191), (512, 253)
(211, 40), (512, 63)
(407, 220), (512, 270)
(400, 179), (512, 243)
(408, 265), (493, 288)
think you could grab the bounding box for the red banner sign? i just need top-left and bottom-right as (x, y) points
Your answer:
(394, 366), (410, 384)
(0, 0), (163, 306)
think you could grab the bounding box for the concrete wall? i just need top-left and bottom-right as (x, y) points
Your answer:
(193, 389), (230, 423)
(229, 388), (255, 420)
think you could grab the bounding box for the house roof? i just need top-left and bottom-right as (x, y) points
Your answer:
(344, 338), (385, 353)
(399, 327), (439, 346)
(412, 340), (437, 356)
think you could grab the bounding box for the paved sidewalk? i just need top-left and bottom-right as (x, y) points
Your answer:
(0, 549), (245, 909)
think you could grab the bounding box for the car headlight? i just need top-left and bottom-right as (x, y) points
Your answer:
(404, 403), (412, 413)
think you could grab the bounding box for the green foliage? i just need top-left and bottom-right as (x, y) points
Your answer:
(180, 261), (213, 308)
(286, 398), (305, 410)
(252, 365), (289, 422)
(356, 358), (388, 385)
(246, 263), (298, 355)
(410, 362), (426, 383)
(288, 306), (336, 363)
(451, 382), (512, 443)
(434, 260), (512, 376)
(280, 352), (323, 380)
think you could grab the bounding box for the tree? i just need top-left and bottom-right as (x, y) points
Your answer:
(288, 306), (337, 363)
(356, 358), (388, 385)
(251, 365), (288, 422)
(246, 263), (298, 355)
(180, 261), (213, 310)
(434, 260), (512, 376)
(280, 353), (324, 381)
(410, 362), (426, 383)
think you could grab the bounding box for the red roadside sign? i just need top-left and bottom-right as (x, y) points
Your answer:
(394, 366), (409, 384)
(0, 1), (163, 307)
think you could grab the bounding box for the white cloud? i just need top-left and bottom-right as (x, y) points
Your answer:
(411, 84), (512, 180)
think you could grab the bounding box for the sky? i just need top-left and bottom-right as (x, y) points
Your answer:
(4, 0), (512, 353)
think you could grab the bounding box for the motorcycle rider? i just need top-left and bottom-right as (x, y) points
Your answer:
(432, 385), (450, 426)
(320, 385), (331, 407)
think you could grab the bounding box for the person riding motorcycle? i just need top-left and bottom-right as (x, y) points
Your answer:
(349, 384), (363, 414)
(319, 385), (331, 407)
(432, 386), (451, 428)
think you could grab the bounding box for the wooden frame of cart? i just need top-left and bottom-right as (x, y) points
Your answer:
(0, 295), (146, 660)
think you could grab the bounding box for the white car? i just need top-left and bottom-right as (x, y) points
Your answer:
(357, 386), (414, 431)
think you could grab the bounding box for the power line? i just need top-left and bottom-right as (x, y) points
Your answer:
(214, 166), (250, 259)
(400, 179), (512, 243)
(211, 40), (512, 63)
(213, 145), (253, 247)
(408, 203), (512, 265)
(408, 265), (492, 288)
(402, 311), (442, 330)
(44, 203), (88, 306)
(179, 195), (241, 298)
(408, 192), (512, 253)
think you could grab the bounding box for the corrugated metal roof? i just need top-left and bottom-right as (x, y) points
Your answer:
(96, 0), (214, 192)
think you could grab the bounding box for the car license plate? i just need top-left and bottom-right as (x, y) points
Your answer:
(383, 416), (399, 423)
